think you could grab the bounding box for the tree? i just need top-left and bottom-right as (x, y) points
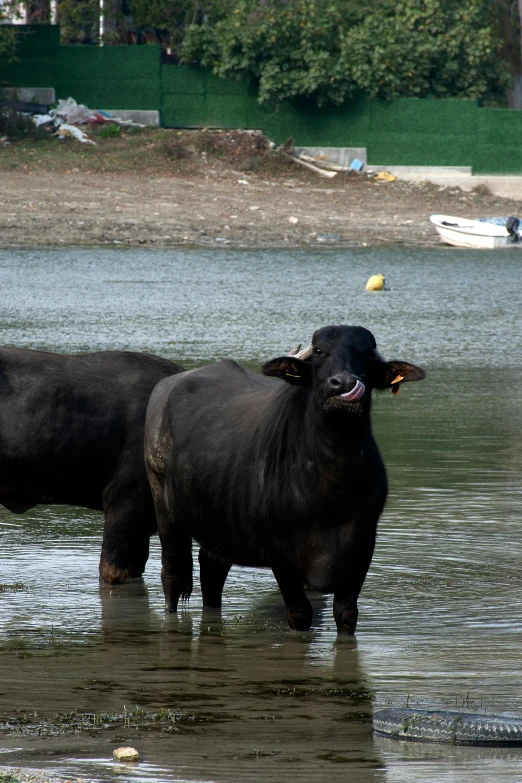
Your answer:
(26, 0), (51, 23)
(492, 0), (522, 106)
(182, 0), (509, 105)
(56, 0), (100, 44)
(342, 0), (509, 100)
(182, 0), (366, 105)
(0, 3), (20, 62)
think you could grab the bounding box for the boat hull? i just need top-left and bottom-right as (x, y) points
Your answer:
(429, 214), (520, 249)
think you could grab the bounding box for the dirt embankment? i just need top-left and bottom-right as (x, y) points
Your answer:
(1, 128), (520, 249)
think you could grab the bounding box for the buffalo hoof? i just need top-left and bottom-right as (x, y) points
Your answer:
(333, 603), (358, 635)
(286, 608), (313, 632)
(99, 561), (130, 585)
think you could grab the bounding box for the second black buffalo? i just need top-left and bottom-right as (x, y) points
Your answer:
(0, 347), (184, 584)
(145, 325), (426, 634)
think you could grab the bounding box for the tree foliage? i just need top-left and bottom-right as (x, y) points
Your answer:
(342, 0), (510, 100)
(182, 0), (365, 105)
(0, 27), (19, 61)
(0, 0), (514, 105)
(0, 2), (20, 61)
(56, 0), (100, 44)
(182, 0), (510, 104)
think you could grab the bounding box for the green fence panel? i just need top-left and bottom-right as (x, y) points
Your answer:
(57, 79), (160, 109)
(161, 65), (206, 94)
(59, 45), (160, 81)
(14, 24), (60, 58)
(370, 97), (478, 136)
(201, 95), (249, 127)
(367, 97), (478, 167)
(367, 132), (474, 167)
(161, 93), (209, 127)
(473, 108), (522, 173)
(476, 107), (522, 146)
(0, 57), (58, 87)
(204, 71), (251, 97)
(473, 145), (522, 175)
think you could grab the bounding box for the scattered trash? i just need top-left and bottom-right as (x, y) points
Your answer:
(365, 274), (386, 291)
(288, 216), (299, 224)
(238, 179), (249, 185)
(113, 747), (139, 762)
(54, 123), (96, 145)
(283, 151), (337, 178)
(249, 205), (261, 211)
(374, 171), (396, 182)
(31, 97), (146, 146)
(33, 114), (53, 128)
(297, 152), (343, 174)
(349, 158), (364, 172)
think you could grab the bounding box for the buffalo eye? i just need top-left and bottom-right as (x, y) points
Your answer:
(314, 348), (323, 356)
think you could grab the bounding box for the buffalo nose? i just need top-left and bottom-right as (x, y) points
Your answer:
(327, 374), (357, 393)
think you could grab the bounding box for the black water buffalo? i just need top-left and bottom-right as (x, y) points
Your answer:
(145, 325), (426, 634)
(0, 347), (184, 583)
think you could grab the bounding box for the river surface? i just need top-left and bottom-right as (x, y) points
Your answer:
(0, 246), (521, 783)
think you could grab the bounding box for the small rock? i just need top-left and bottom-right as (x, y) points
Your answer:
(248, 205), (260, 211)
(288, 216), (299, 224)
(316, 233), (341, 243)
(113, 746), (139, 762)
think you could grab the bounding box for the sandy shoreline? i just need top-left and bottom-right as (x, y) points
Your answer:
(2, 168), (521, 250)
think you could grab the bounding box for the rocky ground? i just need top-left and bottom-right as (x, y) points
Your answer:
(1, 128), (521, 249)
(0, 769), (89, 783)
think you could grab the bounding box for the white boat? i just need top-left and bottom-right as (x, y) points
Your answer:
(429, 214), (522, 249)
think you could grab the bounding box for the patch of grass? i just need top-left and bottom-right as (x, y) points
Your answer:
(99, 124), (121, 139)
(0, 583), (28, 593)
(0, 126), (355, 186)
(0, 706), (232, 737)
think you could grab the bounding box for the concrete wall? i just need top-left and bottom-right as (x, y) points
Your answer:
(1, 25), (521, 175)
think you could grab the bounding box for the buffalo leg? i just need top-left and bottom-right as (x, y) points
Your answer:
(333, 536), (376, 635)
(159, 527), (193, 612)
(147, 469), (193, 612)
(199, 548), (231, 608)
(100, 486), (154, 584)
(272, 563), (313, 631)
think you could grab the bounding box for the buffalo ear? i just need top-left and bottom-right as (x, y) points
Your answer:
(372, 359), (427, 390)
(261, 356), (312, 385)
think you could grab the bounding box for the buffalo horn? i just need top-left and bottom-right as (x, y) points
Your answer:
(288, 343), (313, 360)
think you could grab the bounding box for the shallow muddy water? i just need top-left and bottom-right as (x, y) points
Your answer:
(0, 246), (521, 782)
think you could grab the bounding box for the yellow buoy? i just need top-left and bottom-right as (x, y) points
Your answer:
(365, 274), (385, 291)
